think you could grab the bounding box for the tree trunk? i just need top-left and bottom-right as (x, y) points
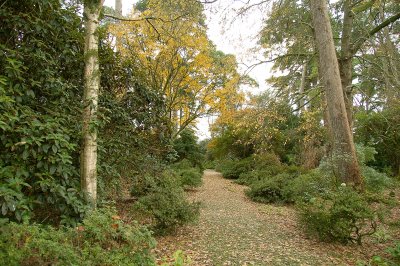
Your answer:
(379, 5), (400, 108)
(81, 0), (103, 208)
(339, 0), (354, 128)
(310, 0), (363, 189)
(299, 62), (307, 114)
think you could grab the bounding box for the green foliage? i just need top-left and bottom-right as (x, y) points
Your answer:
(356, 144), (392, 192)
(216, 157), (255, 179)
(358, 242), (400, 266)
(0, 0), (87, 225)
(387, 243), (400, 264)
(299, 187), (377, 244)
(173, 128), (205, 170)
(175, 168), (203, 188)
(283, 171), (334, 203)
(160, 250), (192, 266)
(245, 173), (295, 203)
(133, 170), (200, 234)
(355, 108), (400, 177)
(0, 207), (156, 265)
(235, 153), (285, 185)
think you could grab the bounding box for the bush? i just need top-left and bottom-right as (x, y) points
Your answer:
(242, 164), (307, 203)
(283, 171), (334, 203)
(176, 168), (203, 188)
(253, 153), (282, 170)
(362, 166), (392, 192)
(236, 170), (267, 186)
(356, 144), (392, 192)
(0, 207), (156, 265)
(170, 159), (203, 188)
(358, 242), (400, 266)
(133, 171), (200, 234)
(217, 157), (254, 179)
(245, 173), (295, 203)
(299, 187), (377, 244)
(203, 160), (216, 169)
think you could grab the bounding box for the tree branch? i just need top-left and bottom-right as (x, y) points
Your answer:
(103, 13), (187, 23)
(351, 11), (400, 55)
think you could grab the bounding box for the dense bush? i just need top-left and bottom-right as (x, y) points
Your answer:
(132, 170), (200, 234)
(299, 187), (377, 244)
(216, 157), (255, 179)
(245, 173), (295, 203)
(283, 171), (334, 203)
(176, 168), (203, 188)
(356, 144), (392, 192)
(0, 207), (156, 265)
(0, 0), (87, 225)
(173, 129), (205, 170)
(171, 159), (203, 188)
(355, 107), (400, 177)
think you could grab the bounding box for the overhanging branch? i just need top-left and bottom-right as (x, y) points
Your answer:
(351, 12), (400, 55)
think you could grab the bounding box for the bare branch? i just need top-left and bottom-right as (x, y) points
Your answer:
(103, 13), (187, 23)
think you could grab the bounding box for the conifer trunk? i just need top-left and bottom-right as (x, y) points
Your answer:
(339, 0), (354, 128)
(310, 0), (363, 189)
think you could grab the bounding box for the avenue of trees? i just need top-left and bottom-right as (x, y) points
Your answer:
(0, 0), (399, 264)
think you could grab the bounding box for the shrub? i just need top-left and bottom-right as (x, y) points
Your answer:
(218, 157), (254, 179)
(0, 207), (156, 265)
(299, 187), (377, 244)
(362, 166), (392, 192)
(358, 242), (400, 266)
(245, 173), (295, 203)
(236, 169), (276, 186)
(133, 171), (200, 234)
(203, 160), (216, 169)
(283, 171), (334, 203)
(176, 168), (203, 188)
(253, 152), (282, 170)
(356, 144), (392, 192)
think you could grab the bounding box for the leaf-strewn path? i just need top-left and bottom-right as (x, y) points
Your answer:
(156, 170), (369, 265)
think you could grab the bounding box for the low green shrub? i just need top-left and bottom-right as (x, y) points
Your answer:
(218, 157), (254, 179)
(176, 168), (203, 188)
(253, 152), (282, 170)
(245, 173), (295, 203)
(202, 160), (216, 169)
(299, 186), (377, 244)
(362, 166), (392, 192)
(283, 171), (334, 203)
(133, 171), (200, 234)
(0, 207), (156, 265)
(357, 242), (400, 266)
(171, 159), (193, 170)
(236, 170), (266, 186)
(171, 159), (203, 188)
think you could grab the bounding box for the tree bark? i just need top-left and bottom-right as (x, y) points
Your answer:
(339, 0), (354, 128)
(310, 0), (363, 189)
(81, 0), (103, 208)
(379, 5), (400, 108)
(299, 62), (307, 114)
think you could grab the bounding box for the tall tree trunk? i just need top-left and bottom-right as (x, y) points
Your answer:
(339, 0), (354, 128)
(299, 62), (307, 114)
(310, 0), (363, 189)
(81, 0), (103, 208)
(379, 5), (400, 108)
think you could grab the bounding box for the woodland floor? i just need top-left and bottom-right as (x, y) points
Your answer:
(154, 170), (397, 266)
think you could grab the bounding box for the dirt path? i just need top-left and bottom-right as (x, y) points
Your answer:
(156, 170), (368, 265)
